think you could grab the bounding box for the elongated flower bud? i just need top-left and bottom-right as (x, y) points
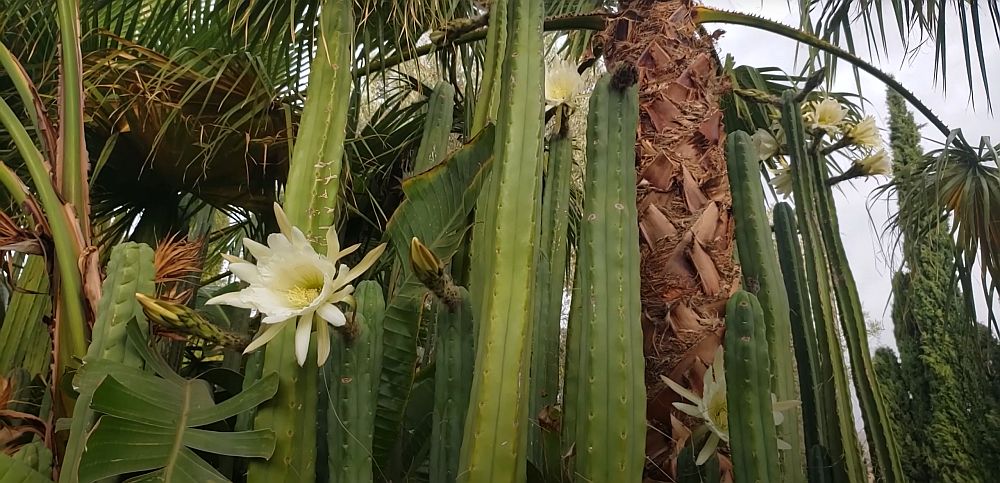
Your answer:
(410, 237), (462, 311)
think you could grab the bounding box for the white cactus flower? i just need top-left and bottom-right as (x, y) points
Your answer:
(802, 97), (848, 135)
(857, 148), (892, 176)
(207, 203), (386, 366)
(661, 346), (798, 465)
(770, 163), (794, 199)
(751, 128), (780, 160)
(544, 61), (585, 107)
(847, 116), (881, 148)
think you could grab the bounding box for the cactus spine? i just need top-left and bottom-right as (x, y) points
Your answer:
(725, 290), (780, 483)
(779, 90), (865, 482)
(562, 68), (645, 482)
(725, 130), (804, 480)
(528, 104), (574, 481)
(324, 281), (384, 483)
(459, 0), (544, 479)
(249, 0), (353, 480)
(61, 242), (155, 482)
(772, 202), (822, 457)
(430, 288), (475, 482)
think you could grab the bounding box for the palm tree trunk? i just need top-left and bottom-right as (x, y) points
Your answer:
(601, 0), (738, 474)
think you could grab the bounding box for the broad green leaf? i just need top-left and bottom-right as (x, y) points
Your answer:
(0, 452), (52, 483)
(373, 124), (495, 457)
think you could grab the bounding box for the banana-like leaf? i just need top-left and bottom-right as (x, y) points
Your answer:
(0, 453), (51, 483)
(72, 323), (277, 483)
(373, 124), (495, 457)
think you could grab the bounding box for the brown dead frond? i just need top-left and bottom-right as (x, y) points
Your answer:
(0, 375), (46, 455)
(154, 233), (204, 304)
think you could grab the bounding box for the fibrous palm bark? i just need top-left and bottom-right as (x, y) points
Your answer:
(599, 0), (738, 474)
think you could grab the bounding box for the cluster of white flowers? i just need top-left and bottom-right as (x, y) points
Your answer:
(208, 203), (385, 367)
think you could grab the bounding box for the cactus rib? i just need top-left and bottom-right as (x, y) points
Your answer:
(430, 288), (475, 482)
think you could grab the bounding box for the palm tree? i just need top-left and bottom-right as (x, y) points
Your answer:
(1, 0), (998, 480)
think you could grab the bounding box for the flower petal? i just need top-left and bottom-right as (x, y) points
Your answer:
(316, 320), (331, 367)
(325, 226), (341, 261)
(343, 243), (387, 283)
(672, 402), (702, 418)
(273, 203), (294, 238)
(243, 322), (287, 355)
(295, 313), (313, 366)
(317, 303), (347, 327)
(228, 261), (261, 284)
(696, 432), (720, 465)
(336, 243), (360, 260)
(262, 312), (295, 325)
(206, 291), (251, 308)
(660, 375), (702, 405)
(242, 238), (271, 261)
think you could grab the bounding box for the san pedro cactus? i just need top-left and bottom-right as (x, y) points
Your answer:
(772, 202), (822, 456)
(413, 81), (455, 174)
(429, 288), (474, 482)
(724, 290), (780, 483)
(459, 0), (545, 480)
(778, 90), (866, 483)
(528, 104), (574, 481)
(561, 66), (645, 482)
(249, 0), (353, 480)
(324, 281), (384, 483)
(725, 130), (803, 481)
(61, 242), (155, 482)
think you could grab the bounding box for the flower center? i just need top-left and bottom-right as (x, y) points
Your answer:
(287, 286), (320, 308)
(708, 398), (729, 434)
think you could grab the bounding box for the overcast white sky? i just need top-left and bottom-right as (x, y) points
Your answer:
(703, 0), (1000, 352)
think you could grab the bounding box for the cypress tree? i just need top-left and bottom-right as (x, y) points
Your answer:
(881, 89), (980, 482)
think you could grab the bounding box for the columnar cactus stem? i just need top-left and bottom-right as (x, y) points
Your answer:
(725, 290), (780, 483)
(429, 288), (475, 482)
(324, 281), (384, 483)
(726, 130), (804, 481)
(528, 105), (574, 481)
(561, 67), (645, 482)
(779, 90), (866, 483)
(249, 1), (354, 481)
(413, 82), (456, 174)
(773, 202), (823, 458)
(61, 243), (154, 482)
(459, 0), (545, 479)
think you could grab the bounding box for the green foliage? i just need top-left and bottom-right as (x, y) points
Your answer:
(0, 452), (51, 483)
(873, 89), (983, 482)
(324, 281), (385, 483)
(725, 130), (803, 481)
(377, 125), (496, 458)
(779, 91), (865, 483)
(429, 288), (474, 482)
(561, 68), (645, 482)
(528, 106), (574, 481)
(724, 291), (780, 483)
(459, 0), (545, 480)
(0, 257), (51, 376)
(773, 202), (822, 460)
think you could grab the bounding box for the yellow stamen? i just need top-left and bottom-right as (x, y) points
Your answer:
(287, 286), (320, 308)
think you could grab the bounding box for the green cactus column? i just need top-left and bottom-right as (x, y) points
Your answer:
(429, 288), (475, 482)
(561, 67), (645, 482)
(528, 105), (574, 481)
(324, 281), (384, 483)
(249, 0), (353, 481)
(725, 130), (804, 481)
(779, 90), (865, 483)
(61, 243), (155, 482)
(725, 290), (781, 483)
(772, 202), (823, 458)
(458, 0), (545, 480)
